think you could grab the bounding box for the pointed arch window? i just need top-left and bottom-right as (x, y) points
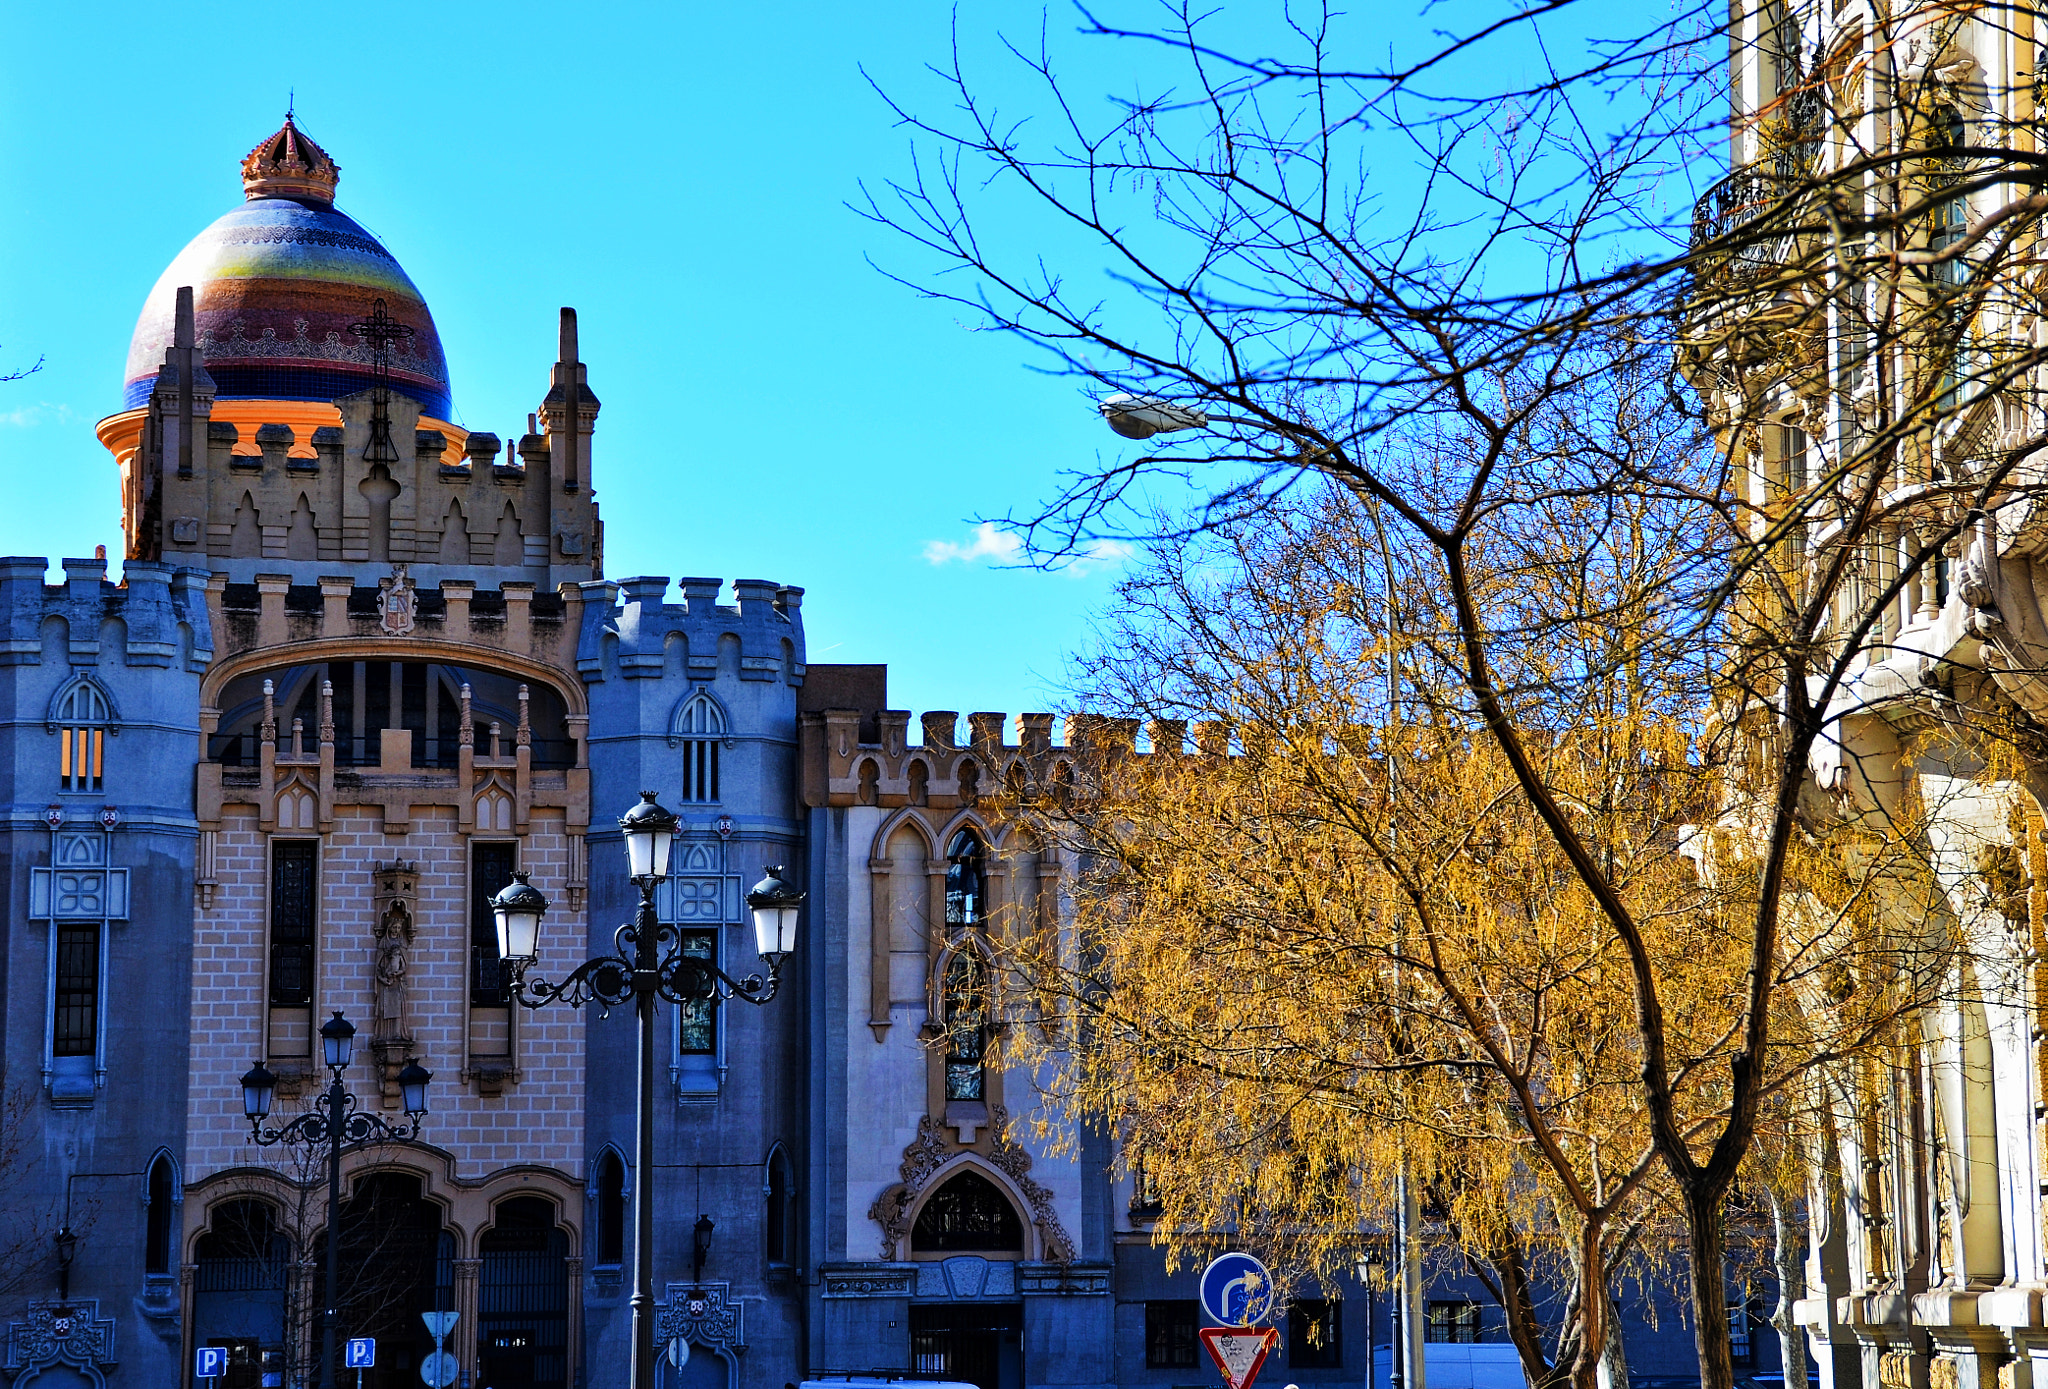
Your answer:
(594, 1148), (626, 1268)
(765, 1145), (795, 1265)
(145, 1152), (178, 1275)
(53, 679), (111, 793)
(911, 1170), (1023, 1253)
(945, 830), (985, 927)
(942, 949), (991, 1101)
(671, 690), (726, 803)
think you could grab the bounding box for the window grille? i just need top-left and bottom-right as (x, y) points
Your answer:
(1288, 1299), (1343, 1368)
(673, 691), (725, 803)
(53, 923), (100, 1056)
(910, 1170), (1023, 1252)
(1426, 1301), (1481, 1343)
(1145, 1302), (1200, 1368)
(54, 681), (109, 793)
(269, 843), (316, 1007)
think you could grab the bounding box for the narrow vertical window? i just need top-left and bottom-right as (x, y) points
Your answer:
(145, 1154), (176, 1274)
(945, 830), (985, 926)
(765, 1148), (792, 1264)
(1288, 1299), (1342, 1368)
(673, 691), (725, 803)
(269, 842), (316, 1007)
(677, 930), (717, 1054)
(54, 680), (110, 794)
(596, 1150), (625, 1267)
(53, 923), (100, 1056)
(943, 950), (989, 1101)
(471, 842), (516, 1006)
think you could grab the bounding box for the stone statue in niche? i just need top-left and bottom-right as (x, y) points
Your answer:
(369, 861), (419, 1108)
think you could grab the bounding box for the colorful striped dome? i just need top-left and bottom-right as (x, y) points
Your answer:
(123, 121), (451, 418)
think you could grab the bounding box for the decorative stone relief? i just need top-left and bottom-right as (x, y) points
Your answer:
(656, 1281), (745, 1354)
(377, 563), (416, 636)
(989, 1106), (1077, 1264)
(4, 1299), (117, 1383)
(820, 1267), (915, 1298)
(868, 1117), (953, 1259)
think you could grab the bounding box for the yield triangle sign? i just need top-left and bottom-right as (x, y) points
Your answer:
(1199, 1326), (1279, 1389)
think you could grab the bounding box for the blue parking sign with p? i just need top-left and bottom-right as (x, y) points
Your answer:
(196, 1346), (229, 1379)
(345, 1337), (376, 1368)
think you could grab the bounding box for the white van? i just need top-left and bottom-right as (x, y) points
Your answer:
(801, 1377), (981, 1389)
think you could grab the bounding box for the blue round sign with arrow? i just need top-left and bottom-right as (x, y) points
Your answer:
(1199, 1251), (1276, 1326)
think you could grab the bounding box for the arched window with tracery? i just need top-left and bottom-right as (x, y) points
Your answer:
(911, 1170), (1024, 1254)
(945, 830), (985, 927)
(942, 948), (990, 1101)
(671, 690), (725, 803)
(53, 679), (110, 793)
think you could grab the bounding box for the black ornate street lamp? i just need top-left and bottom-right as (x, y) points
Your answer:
(240, 1011), (431, 1389)
(491, 791), (802, 1389)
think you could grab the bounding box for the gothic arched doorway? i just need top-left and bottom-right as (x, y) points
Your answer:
(479, 1196), (570, 1389)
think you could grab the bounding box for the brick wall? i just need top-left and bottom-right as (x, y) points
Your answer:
(187, 804), (585, 1180)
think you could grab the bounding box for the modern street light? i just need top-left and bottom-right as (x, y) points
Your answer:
(491, 791), (803, 1389)
(240, 1011), (432, 1389)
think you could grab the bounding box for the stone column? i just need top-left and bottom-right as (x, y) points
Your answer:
(565, 1256), (584, 1385)
(453, 1257), (483, 1384)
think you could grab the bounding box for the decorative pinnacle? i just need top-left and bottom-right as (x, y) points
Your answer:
(240, 115), (339, 204)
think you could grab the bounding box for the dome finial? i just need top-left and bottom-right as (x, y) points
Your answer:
(240, 116), (339, 205)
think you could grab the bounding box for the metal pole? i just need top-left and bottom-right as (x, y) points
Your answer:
(1401, 1171), (1425, 1389)
(629, 878), (659, 1389)
(322, 1070), (342, 1389)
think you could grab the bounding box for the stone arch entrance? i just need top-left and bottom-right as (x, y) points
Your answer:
(312, 1172), (451, 1389)
(478, 1195), (571, 1389)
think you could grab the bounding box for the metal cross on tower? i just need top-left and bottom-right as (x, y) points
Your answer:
(350, 297), (414, 465)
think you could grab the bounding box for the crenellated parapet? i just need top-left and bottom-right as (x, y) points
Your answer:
(801, 710), (1126, 810)
(0, 555), (213, 671)
(574, 576), (806, 687)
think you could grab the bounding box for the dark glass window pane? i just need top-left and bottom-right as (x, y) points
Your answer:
(53, 923), (100, 1056)
(471, 842), (516, 1005)
(1426, 1301), (1480, 1343)
(910, 1171), (1023, 1252)
(597, 1152), (625, 1266)
(943, 951), (988, 1100)
(146, 1156), (175, 1274)
(945, 830), (984, 926)
(678, 931), (716, 1054)
(1146, 1301), (1200, 1368)
(269, 842), (316, 1006)
(766, 1151), (790, 1263)
(1289, 1299), (1342, 1367)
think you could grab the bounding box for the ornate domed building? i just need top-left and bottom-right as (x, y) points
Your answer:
(121, 119), (451, 420)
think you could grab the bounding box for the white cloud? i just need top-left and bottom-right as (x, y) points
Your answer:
(921, 524), (1134, 578)
(923, 522), (1025, 566)
(0, 401), (76, 429)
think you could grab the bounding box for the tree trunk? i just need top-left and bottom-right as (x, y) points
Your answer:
(1482, 1236), (1567, 1389)
(1768, 1188), (1809, 1389)
(1573, 1224), (1613, 1389)
(1687, 1186), (1737, 1389)
(1596, 1285), (1631, 1389)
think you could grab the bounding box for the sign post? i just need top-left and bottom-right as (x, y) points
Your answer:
(195, 1346), (229, 1386)
(345, 1337), (375, 1389)
(419, 1311), (460, 1389)
(1198, 1252), (1280, 1389)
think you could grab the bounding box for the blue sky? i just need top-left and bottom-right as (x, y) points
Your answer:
(0, 0), (1659, 725)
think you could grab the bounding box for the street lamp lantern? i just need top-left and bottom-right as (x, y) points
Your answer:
(240, 1060), (277, 1120)
(1099, 392), (1209, 439)
(497, 794), (794, 1389)
(492, 870), (550, 968)
(692, 1213), (715, 1282)
(319, 1010), (355, 1070)
(746, 865), (805, 961)
(619, 790), (678, 880)
(397, 1058), (434, 1117)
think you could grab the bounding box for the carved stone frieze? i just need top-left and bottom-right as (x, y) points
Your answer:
(656, 1281), (745, 1353)
(868, 1116), (952, 1259)
(820, 1265), (916, 1299)
(990, 1105), (1077, 1264)
(4, 1298), (118, 1380)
